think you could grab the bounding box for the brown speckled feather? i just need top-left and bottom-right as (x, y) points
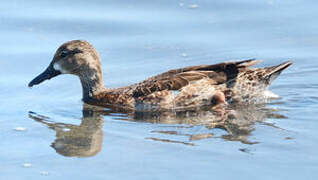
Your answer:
(90, 59), (288, 110)
(82, 59), (292, 110)
(131, 59), (259, 98)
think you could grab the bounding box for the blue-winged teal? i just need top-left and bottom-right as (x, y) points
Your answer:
(29, 40), (292, 111)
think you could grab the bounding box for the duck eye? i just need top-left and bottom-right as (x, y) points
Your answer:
(60, 50), (68, 58)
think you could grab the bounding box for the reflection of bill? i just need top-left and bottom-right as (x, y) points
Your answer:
(29, 103), (286, 157)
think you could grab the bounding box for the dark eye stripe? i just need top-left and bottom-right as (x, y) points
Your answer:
(60, 50), (68, 57)
(59, 48), (83, 58)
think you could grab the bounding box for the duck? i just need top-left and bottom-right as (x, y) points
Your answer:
(28, 40), (292, 111)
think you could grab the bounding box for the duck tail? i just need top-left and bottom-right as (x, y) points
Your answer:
(264, 61), (293, 84)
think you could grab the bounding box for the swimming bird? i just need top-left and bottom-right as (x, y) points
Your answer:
(28, 40), (292, 111)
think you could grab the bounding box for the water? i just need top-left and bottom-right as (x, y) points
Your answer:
(1, 0), (318, 179)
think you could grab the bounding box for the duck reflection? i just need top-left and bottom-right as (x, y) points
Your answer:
(29, 103), (286, 157)
(29, 107), (104, 157)
(125, 104), (286, 145)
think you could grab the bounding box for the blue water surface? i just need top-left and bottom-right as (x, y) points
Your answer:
(0, 0), (317, 179)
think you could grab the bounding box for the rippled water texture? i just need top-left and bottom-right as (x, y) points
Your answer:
(1, 0), (318, 179)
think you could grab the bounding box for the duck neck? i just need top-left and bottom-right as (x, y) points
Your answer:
(79, 68), (106, 102)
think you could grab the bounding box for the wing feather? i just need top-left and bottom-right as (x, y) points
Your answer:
(131, 59), (259, 97)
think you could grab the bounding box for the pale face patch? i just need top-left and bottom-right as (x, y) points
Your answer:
(53, 63), (69, 74)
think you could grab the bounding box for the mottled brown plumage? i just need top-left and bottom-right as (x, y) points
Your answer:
(28, 40), (292, 111)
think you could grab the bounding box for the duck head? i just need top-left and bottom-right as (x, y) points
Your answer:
(29, 40), (105, 100)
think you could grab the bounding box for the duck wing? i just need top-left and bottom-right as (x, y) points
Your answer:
(131, 59), (261, 98)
